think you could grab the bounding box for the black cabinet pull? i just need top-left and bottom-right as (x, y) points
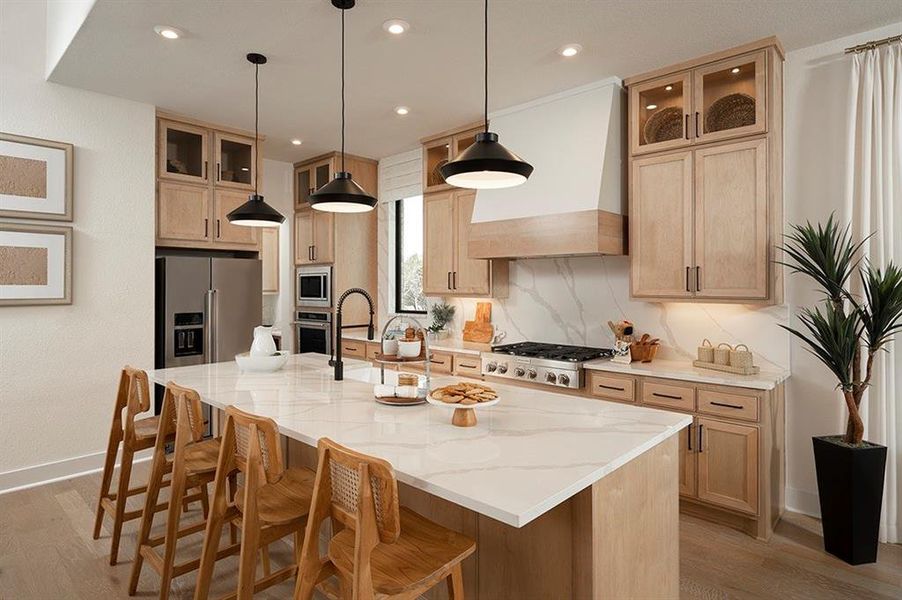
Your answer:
(452, 271), (457, 289)
(447, 271), (452, 290)
(685, 266), (690, 292)
(684, 114), (690, 140)
(216, 219), (221, 238)
(695, 112), (700, 138)
(698, 424), (704, 453)
(217, 162), (221, 181)
(598, 384), (625, 392)
(308, 245), (313, 261)
(203, 160), (208, 179)
(312, 246), (316, 261)
(687, 424), (693, 451)
(711, 401), (744, 410)
(652, 392), (683, 400)
(204, 218), (208, 237)
(695, 266), (701, 291)
(459, 363), (478, 369)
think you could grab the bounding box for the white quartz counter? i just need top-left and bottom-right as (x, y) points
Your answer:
(341, 327), (488, 356)
(148, 353), (690, 528)
(583, 357), (790, 390)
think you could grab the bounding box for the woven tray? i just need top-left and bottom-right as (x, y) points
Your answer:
(705, 93), (755, 133)
(692, 360), (760, 376)
(643, 106), (683, 144)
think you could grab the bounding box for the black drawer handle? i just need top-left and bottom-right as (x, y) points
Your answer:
(698, 423), (704, 453)
(687, 423), (693, 451)
(710, 401), (744, 410)
(652, 392), (683, 400)
(430, 359), (446, 365)
(597, 384), (625, 392)
(459, 363), (478, 369)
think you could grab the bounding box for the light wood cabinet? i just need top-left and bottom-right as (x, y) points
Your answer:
(213, 132), (255, 191)
(158, 119), (209, 185)
(157, 182), (210, 243)
(678, 420), (697, 497)
(696, 417), (759, 515)
(293, 208), (333, 265)
(424, 190), (507, 298)
(213, 189), (259, 247)
(261, 227), (279, 294)
(587, 372), (636, 403)
(422, 125), (482, 193)
(626, 38), (782, 304)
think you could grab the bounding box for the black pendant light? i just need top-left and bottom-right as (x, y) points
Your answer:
(309, 0), (377, 213)
(227, 53), (286, 227)
(439, 0), (533, 189)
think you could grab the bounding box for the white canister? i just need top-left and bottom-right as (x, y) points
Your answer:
(382, 338), (399, 357)
(250, 326), (277, 357)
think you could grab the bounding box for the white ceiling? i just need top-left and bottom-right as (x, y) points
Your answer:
(49, 0), (902, 163)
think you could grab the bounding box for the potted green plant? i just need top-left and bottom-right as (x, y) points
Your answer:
(426, 301), (456, 340)
(780, 215), (902, 564)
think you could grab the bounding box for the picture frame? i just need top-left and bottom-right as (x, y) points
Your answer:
(0, 132), (74, 221)
(0, 222), (72, 306)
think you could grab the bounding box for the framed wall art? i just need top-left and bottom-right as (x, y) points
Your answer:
(0, 223), (72, 306)
(0, 132), (73, 221)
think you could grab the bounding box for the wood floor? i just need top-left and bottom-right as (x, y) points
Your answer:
(0, 464), (899, 599)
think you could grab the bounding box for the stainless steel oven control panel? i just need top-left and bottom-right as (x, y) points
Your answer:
(480, 353), (582, 389)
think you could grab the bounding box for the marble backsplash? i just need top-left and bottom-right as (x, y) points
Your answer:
(434, 256), (791, 371)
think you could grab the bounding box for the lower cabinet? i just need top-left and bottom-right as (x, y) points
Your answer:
(678, 419), (697, 497)
(696, 417), (759, 515)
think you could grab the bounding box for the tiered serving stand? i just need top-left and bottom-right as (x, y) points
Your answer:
(372, 315), (431, 405)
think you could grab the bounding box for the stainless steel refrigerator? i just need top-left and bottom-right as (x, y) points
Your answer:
(154, 256), (262, 417)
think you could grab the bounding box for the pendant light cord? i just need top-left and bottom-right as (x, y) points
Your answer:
(483, 0), (489, 133)
(254, 61), (260, 196)
(341, 6), (346, 172)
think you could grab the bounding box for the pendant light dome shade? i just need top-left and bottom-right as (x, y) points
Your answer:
(309, 171), (376, 213)
(228, 52), (285, 227)
(227, 193), (285, 227)
(440, 131), (533, 189)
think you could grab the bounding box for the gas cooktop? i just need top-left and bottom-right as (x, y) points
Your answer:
(482, 342), (613, 389)
(491, 342), (613, 363)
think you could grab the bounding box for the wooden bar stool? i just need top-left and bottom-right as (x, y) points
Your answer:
(194, 406), (316, 600)
(130, 382), (225, 600)
(94, 366), (176, 565)
(294, 438), (476, 600)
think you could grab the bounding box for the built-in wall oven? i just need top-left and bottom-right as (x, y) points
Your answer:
(295, 311), (332, 356)
(296, 265), (332, 308)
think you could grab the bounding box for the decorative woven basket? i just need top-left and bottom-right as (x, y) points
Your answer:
(730, 344), (754, 369)
(697, 339), (714, 363)
(705, 93), (755, 133)
(643, 106), (683, 144)
(714, 343), (733, 366)
(397, 373), (418, 387)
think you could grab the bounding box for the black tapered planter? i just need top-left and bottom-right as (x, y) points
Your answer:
(812, 435), (887, 565)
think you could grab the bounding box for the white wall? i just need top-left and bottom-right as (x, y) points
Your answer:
(260, 158), (295, 349)
(0, 0), (156, 490)
(783, 21), (902, 516)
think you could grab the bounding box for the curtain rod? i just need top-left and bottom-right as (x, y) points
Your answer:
(845, 34), (901, 54)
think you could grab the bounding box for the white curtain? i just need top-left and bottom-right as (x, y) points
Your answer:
(845, 40), (902, 544)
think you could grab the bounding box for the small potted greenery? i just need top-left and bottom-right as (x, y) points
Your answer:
(426, 301), (456, 340)
(780, 216), (902, 564)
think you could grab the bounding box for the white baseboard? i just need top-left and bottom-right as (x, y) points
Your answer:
(0, 448), (152, 495)
(786, 486), (821, 518)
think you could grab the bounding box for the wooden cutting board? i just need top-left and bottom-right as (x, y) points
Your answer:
(462, 302), (494, 343)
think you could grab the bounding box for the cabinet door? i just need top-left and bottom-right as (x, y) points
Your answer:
(214, 132), (255, 190)
(630, 151), (694, 298)
(693, 51), (767, 145)
(629, 72), (692, 155)
(295, 166), (314, 208)
(423, 137), (452, 192)
(694, 138), (768, 299)
(697, 418), (759, 515)
(423, 191), (455, 294)
(313, 159), (333, 191)
(158, 120), (209, 184)
(157, 182), (210, 242)
(294, 210), (314, 265)
(213, 190), (259, 247)
(311, 210), (334, 264)
(452, 191), (490, 295)
(261, 227), (279, 293)
(679, 420), (697, 498)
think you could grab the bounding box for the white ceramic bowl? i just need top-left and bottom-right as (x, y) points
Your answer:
(382, 338), (399, 356)
(235, 350), (289, 372)
(397, 339), (421, 358)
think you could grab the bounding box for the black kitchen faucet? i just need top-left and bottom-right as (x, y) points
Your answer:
(329, 287), (375, 381)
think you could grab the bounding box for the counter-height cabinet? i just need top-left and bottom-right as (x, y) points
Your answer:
(626, 37), (783, 304)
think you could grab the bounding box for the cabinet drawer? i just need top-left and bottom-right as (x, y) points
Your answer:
(587, 372), (636, 403)
(365, 342), (383, 362)
(340, 339), (366, 358)
(642, 380), (696, 411)
(698, 388), (759, 422)
(453, 355), (483, 378)
(428, 351), (454, 374)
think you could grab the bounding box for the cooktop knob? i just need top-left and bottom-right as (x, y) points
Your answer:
(558, 373), (571, 386)
(546, 372), (557, 383)
(497, 364), (508, 374)
(486, 361), (497, 372)
(514, 367), (525, 377)
(527, 369), (537, 379)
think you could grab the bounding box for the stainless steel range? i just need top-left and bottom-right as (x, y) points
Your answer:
(481, 342), (614, 389)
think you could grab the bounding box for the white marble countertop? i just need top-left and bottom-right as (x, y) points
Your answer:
(583, 357), (790, 391)
(148, 353), (690, 527)
(341, 327), (488, 356)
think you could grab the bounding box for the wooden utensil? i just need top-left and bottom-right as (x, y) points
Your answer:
(462, 302), (494, 343)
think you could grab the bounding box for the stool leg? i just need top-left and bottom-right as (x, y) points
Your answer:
(93, 429), (120, 539)
(228, 472), (238, 544)
(237, 512), (260, 600)
(260, 545), (271, 577)
(109, 445), (135, 565)
(194, 475), (229, 600)
(129, 448), (166, 595)
(157, 461), (188, 600)
(446, 564), (465, 600)
(199, 483), (210, 519)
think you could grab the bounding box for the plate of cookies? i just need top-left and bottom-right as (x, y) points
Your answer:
(427, 382), (499, 427)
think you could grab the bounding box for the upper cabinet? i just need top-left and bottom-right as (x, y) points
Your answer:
(422, 125), (482, 194)
(294, 158), (334, 209)
(626, 37), (783, 304)
(155, 113), (263, 251)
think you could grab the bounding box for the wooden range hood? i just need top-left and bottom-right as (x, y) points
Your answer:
(467, 78), (627, 259)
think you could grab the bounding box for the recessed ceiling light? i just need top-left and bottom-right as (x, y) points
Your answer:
(731, 67), (741, 74)
(153, 25), (183, 40)
(383, 19), (410, 35)
(646, 104), (657, 110)
(291, 139), (303, 146)
(559, 44), (582, 58)
(665, 85), (673, 91)
(394, 106), (410, 116)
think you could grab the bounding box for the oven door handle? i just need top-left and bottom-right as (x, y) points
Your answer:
(297, 322), (331, 330)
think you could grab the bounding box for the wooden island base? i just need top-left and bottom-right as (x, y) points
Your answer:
(288, 436), (679, 599)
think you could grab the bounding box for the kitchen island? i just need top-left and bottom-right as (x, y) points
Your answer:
(149, 353), (691, 599)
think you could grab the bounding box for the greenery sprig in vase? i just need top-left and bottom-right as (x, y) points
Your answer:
(427, 301), (456, 334)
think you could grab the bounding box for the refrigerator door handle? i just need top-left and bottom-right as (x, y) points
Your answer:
(204, 289), (216, 363)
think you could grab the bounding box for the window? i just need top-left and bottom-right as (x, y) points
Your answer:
(395, 196), (426, 313)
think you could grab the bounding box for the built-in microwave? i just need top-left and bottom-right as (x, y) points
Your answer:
(296, 265), (332, 308)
